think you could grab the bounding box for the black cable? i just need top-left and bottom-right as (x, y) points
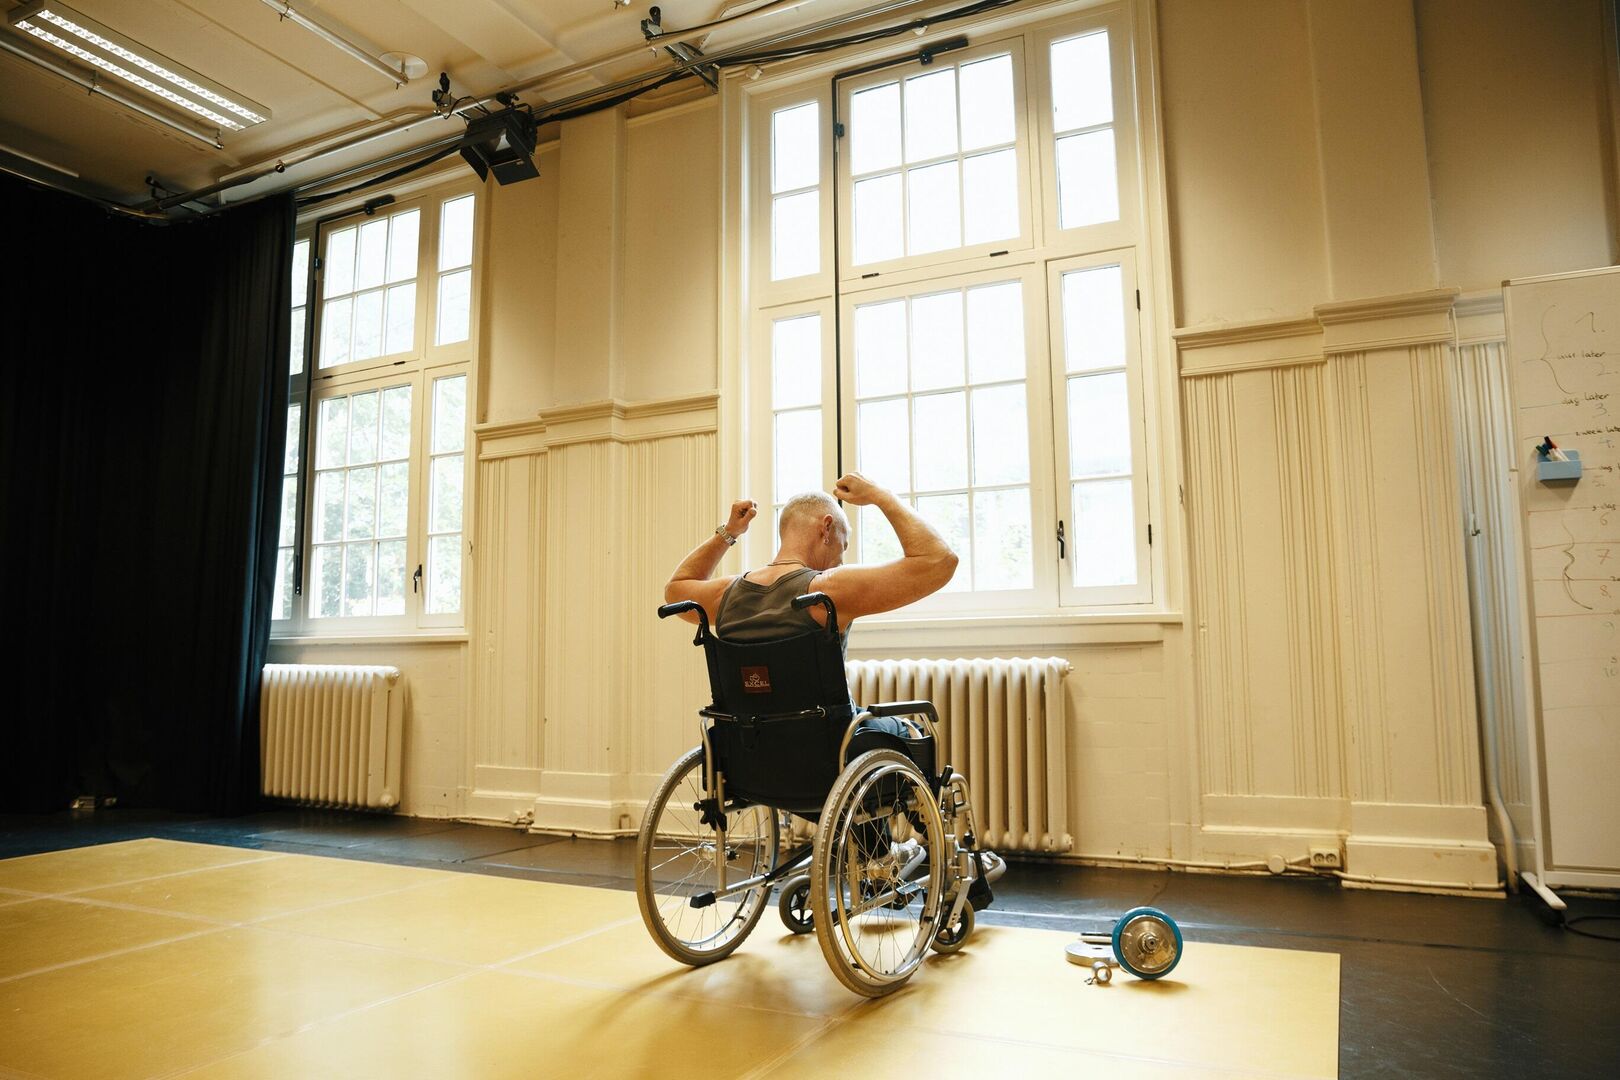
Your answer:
(295, 144), (462, 208)
(716, 0), (1020, 68)
(1564, 915), (1620, 942)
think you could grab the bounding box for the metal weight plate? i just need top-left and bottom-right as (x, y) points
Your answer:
(1111, 907), (1183, 980)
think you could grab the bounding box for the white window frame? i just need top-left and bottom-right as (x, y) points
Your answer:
(738, 1), (1160, 617)
(836, 36), (1037, 284)
(273, 178), (480, 638)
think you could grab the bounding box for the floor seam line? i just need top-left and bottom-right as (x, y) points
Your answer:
(0, 926), (228, 985)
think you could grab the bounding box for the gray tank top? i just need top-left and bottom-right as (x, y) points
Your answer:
(715, 566), (845, 652)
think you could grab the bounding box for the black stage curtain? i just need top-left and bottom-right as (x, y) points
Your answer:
(0, 176), (294, 814)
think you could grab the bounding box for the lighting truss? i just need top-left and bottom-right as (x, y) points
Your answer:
(6, 2), (270, 133)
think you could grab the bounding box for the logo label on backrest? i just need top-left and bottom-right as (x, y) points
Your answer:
(741, 666), (772, 693)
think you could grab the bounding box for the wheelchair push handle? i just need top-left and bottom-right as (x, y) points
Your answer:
(657, 600), (711, 642)
(792, 592), (840, 635)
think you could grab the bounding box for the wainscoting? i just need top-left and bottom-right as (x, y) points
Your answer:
(1175, 289), (1500, 889)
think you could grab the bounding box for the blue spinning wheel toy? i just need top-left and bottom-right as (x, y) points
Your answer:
(1064, 906), (1183, 985)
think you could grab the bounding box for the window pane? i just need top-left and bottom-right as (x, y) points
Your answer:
(355, 218), (388, 291)
(290, 239), (309, 297)
(290, 306), (305, 375)
(348, 390), (379, 465)
(284, 404), (302, 473)
(378, 461), (410, 538)
(343, 541), (374, 616)
(904, 68), (958, 163)
(850, 83), (900, 175)
(314, 471), (344, 543)
(1056, 129), (1119, 229)
(439, 195), (475, 271)
(1062, 265), (1127, 371)
(279, 477), (297, 547)
(966, 282), (1024, 383)
(433, 374), (467, 454)
(771, 190), (819, 280)
(352, 289), (385, 361)
(384, 282), (415, 356)
(1072, 478), (1136, 587)
(436, 268), (471, 345)
(345, 465), (377, 540)
(320, 297), (353, 368)
(376, 539), (407, 616)
(959, 54), (1015, 151)
(427, 534), (462, 614)
(853, 173), (903, 265)
(771, 102), (819, 193)
(857, 398), (910, 492)
(317, 397), (348, 469)
(1052, 32), (1112, 133)
(912, 392), (968, 491)
(772, 314), (821, 409)
(907, 160), (961, 255)
(380, 385), (412, 460)
(962, 148), (1018, 245)
(431, 454), (464, 533)
(972, 384), (1030, 486)
(915, 493), (970, 591)
(323, 226), (355, 297)
(387, 210), (420, 284)
(909, 291), (964, 392)
(774, 407), (822, 502)
(312, 545), (342, 617)
(859, 503), (903, 564)
(854, 300), (908, 398)
(274, 548), (294, 620)
(972, 487), (1033, 590)
(1069, 372), (1132, 477)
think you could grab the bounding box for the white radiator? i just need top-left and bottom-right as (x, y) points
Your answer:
(846, 658), (1074, 854)
(260, 664), (404, 810)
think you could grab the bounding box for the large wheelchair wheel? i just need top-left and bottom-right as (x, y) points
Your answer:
(636, 746), (778, 966)
(810, 748), (947, 997)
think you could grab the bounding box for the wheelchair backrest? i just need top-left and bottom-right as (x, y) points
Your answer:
(702, 626), (853, 719)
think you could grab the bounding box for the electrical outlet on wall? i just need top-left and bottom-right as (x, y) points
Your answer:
(1309, 846), (1343, 870)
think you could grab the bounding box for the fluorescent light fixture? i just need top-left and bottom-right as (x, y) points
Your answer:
(7, 2), (270, 132)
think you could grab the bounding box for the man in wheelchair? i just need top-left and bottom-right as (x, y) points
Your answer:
(642, 471), (1004, 997)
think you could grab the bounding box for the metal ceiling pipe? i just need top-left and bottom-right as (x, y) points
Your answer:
(141, 0), (949, 215)
(0, 33), (223, 149)
(260, 0), (411, 87)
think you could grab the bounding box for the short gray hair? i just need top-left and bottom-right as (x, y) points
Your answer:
(779, 491), (845, 538)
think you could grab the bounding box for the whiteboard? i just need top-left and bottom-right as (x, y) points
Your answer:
(1504, 264), (1620, 883)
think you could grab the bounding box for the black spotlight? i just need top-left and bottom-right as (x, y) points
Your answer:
(459, 107), (539, 185)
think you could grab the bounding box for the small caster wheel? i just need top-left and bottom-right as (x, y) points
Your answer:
(1112, 906), (1182, 980)
(931, 903), (975, 954)
(779, 874), (814, 934)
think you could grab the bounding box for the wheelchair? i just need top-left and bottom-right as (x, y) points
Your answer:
(635, 593), (994, 997)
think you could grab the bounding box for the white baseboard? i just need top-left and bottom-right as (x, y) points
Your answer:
(530, 769), (641, 837)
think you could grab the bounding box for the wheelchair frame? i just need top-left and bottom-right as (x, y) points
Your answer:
(637, 595), (990, 997)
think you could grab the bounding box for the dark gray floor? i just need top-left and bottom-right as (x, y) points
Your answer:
(3, 808), (1617, 1078)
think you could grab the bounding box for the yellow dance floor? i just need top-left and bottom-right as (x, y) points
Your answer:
(0, 839), (1340, 1079)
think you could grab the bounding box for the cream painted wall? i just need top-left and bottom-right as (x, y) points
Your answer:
(482, 145), (559, 425)
(1157, 0), (1329, 326)
(620, 103), (721, 402)
(1416, 0), (1619, 291)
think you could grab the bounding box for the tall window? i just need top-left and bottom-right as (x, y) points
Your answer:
(273, 185), (478, 633)
(275, 238), (311, 621)
(746, 9), (1151, 610)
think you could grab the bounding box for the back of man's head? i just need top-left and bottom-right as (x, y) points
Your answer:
(779, 491), (845, 540)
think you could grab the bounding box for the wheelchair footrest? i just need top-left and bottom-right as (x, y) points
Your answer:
(968, 851), (996, 912)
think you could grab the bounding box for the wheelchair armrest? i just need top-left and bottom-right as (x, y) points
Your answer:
(866, 701), (938, 723)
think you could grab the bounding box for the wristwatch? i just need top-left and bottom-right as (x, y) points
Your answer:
(714, 525), (738, 546)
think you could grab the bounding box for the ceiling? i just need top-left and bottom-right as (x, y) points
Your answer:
(0, 0), (886, 208)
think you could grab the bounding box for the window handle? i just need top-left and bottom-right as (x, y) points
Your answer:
(413, 564), (423, 593)
(1057, 520), (1066, 560)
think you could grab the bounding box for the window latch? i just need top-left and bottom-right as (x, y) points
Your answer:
(1057, 520), (1066, 560)
(413, 564), (423, 593)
